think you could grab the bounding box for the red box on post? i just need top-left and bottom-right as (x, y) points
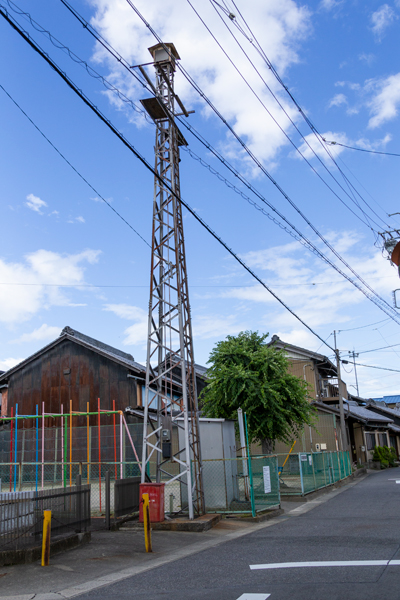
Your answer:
(139, 483), (165, 523)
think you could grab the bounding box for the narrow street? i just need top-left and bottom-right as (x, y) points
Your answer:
(76, 469), (400, 600)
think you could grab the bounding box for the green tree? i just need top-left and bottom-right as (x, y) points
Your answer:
(201, 331), (315, 454)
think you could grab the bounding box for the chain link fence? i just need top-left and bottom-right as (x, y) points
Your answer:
(278, 450), (352, 496)
(201, 455), (280, 513)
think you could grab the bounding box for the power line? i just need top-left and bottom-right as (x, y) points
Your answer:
(324, 139), (400, 158)
(13, 1), (400, 324)
(358, 343), (400, 355)
(0, 5), (336, 352)
(201, 0), (389, 232)
(0, 82), (151, 249)
(337, 318), (391, 332)
(217, 0), (393, 231)
(343, 362), (400, 374)
(117, 0), (400, 321)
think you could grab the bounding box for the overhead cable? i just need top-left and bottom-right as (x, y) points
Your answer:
(196, 0), (388, 232)
(0, 4), (336, 351)
(358, 343), (400, 354)
(337, 318), (391, 332)
(324, 139), (400, 157)
(217, 0), (393, 230)
(13, 0), (400, 322)
(0, 81), (151, 248)
(342, 362), (400, 373)
(115, 0), (400, 319)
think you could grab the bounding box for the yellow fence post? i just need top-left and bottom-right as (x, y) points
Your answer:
(142, 493), (152, 553)
(41, 510), (51, 566)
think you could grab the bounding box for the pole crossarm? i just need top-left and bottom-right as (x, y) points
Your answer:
(140, 43), (204, 519)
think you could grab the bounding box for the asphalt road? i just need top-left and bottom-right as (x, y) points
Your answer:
(77, 468), (400, 600)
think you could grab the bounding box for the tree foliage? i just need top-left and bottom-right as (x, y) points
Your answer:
(201, 331), (315, 452)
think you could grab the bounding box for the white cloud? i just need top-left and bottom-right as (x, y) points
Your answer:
(220, 232), (400, 330)
(104, 304), (148, 345)
(68, 216), (86, 224)
(193, 315), (245, 339)
(370, 5), (397, 40)
(0, 357), (24, 372)
(0, 249), (101, 323)
(359, 53), (375, 66)
(12, 324), (62, 344)
(319, 0), (342, 10)
(368, 73), (400, 128)
(328, 93), (347, 108)
(89, 0), (312, 166)
(294, 130), (349, 162)
(25, 193), (47, 214)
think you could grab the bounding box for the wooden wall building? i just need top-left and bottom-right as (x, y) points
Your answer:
(0, 326), (146, 428)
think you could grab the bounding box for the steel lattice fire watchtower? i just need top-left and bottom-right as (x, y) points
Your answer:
(140, 43), (204, 519)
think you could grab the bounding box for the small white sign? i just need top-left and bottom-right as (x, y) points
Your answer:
(300, 453), (307, 461)
(263, 465), (271, 494)
(308, 456), (312, 466)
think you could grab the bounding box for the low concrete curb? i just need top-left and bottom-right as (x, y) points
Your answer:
(121, 513), (221, 532)
(226, 507), (284, 523)
(0, 532), (91, 567)
(281, 469), (368, 503)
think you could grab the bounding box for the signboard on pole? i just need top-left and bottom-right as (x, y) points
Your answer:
(263, 466), (271, 494)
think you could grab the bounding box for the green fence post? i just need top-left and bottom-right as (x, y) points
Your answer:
(244, 413), (256, 518)
(311, 453), (317, 492)
(298, 453), (305, 495)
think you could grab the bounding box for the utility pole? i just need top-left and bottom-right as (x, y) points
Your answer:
(333, 330), (347, 452)
(348, 350), (359, 397)
(139, 43), (204, 519)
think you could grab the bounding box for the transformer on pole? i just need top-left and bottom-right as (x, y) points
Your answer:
(139, 43), (204, 519)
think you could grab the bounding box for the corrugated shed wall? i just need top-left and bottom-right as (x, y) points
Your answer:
(6, 339), (138, 427)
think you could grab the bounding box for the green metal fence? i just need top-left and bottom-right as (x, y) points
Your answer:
(278, 451), (352, 496)
(200, 455), (280, 514)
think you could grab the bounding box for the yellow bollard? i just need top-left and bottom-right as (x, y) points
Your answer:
(142, 493), (152, 553)
(41, 510), (51, 566)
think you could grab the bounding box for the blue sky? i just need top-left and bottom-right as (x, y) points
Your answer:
(1, 0), (400, 398)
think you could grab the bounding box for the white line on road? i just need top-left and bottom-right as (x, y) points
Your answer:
(236, 595), (271, 600)
(250, 560), (400, 570)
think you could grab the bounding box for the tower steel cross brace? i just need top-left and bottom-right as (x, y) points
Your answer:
(140, 43), (204, 519)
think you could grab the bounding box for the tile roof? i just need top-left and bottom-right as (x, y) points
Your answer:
(344, 402), (393, 424)
(366, 402), (400, 419)
(0, 326), (146, 380)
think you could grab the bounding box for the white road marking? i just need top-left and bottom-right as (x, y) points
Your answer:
(236, 595), (271, 600)
(250, 560), (391, 570)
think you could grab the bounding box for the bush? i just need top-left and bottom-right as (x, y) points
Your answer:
(372, 445), (397, 468)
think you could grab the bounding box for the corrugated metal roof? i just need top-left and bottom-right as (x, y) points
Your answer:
(371, 395), (400, 404)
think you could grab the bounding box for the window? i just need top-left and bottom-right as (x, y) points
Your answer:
(366, 433), (376, 451)
(379, 433), (387, 447)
